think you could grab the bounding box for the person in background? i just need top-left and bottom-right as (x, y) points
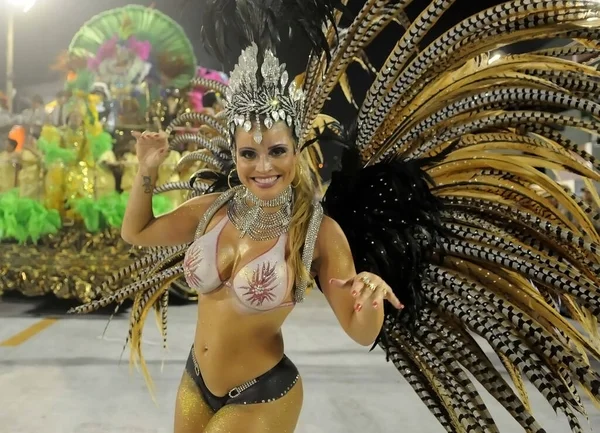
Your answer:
(0, 94), (19, 130)
(0, 138), (19, 192)
(21, 95), (47, 138)
(8, 125), (26, 152)
(17, 139), (42, 200)
(50, 91), (72, 127)
(95, 147), (118, 198)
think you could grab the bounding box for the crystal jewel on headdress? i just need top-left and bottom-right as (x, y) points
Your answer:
(225, 43), (306, 148)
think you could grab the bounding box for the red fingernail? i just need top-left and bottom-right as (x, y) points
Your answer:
(355, 304), (362, 312)
(372, 301), (378, 308)
(351, 290), (357, 297)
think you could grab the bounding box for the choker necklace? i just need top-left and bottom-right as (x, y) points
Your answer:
(227, 185), (294, 241)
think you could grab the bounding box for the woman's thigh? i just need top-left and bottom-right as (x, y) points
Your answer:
(174, 370), (215, 433)
(204, 378), (303, 433)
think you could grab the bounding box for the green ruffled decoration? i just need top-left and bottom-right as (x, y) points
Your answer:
(70, 192), (173, 233)
(89, 131), (113, 161)
(64, 69), (97, 125)
(0, 190), (62, 244)
(37, 137), (77, 165)
(37, 131), (112, 165)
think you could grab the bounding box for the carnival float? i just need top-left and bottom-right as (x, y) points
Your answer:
(0, 5), (230, 302)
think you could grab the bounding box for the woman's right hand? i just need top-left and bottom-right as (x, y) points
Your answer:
(132, 130), (170, 169)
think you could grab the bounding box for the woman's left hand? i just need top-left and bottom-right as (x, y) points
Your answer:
(330, 273), (404, 312)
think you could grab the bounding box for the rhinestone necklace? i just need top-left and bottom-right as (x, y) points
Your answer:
(227, 185), (293, 241)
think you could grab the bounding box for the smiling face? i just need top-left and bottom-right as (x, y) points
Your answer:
(234, 121), (297, 201)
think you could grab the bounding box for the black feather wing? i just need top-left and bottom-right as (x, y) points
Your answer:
(322, 134), (448, 328)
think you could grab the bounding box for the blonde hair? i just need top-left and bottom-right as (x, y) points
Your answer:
(288, 151), (319, 289)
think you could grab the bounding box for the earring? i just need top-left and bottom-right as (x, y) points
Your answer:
(227, 169), (238, 189)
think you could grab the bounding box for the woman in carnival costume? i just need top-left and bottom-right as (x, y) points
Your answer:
(40, 76), (111, 216)
(72, 1), (600, 432)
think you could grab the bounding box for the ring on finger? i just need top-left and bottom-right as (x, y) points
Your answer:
(368, 283), (377, 292)
(360, 276), (371, 285)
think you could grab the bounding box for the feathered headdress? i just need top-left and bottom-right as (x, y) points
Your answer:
(201, 0), (341, 67)
(201, 0), (343, 147)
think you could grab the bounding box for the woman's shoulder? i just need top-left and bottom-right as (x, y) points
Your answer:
(180, 191), (232, 232)
(316, 214), (345, 242)
(308, 212), (356, 270)
(312, 214), (350, 264)
(181, 192), (222, 210)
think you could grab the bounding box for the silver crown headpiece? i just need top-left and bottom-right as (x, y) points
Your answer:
(225, 43), (305, 148)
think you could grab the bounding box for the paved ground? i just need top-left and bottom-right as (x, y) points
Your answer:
(1, 291), (598, 433)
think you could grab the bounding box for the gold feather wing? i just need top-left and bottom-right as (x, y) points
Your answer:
(315, 1), (600, 432)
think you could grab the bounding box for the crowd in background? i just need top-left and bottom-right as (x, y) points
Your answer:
(0, 90), (224, 206)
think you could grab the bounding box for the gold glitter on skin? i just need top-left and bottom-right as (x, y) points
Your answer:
(173, 371), (303, 433)
(201, 379), (303, 433)
(174, 371), (214, 433)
